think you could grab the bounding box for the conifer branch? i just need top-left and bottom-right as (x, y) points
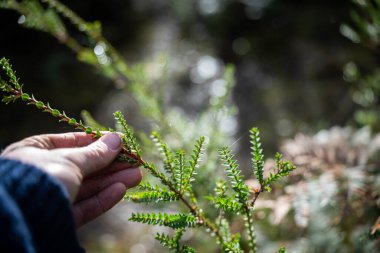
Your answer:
(0, 57), (297, 252)
(114, 111), (142, 156)
(250, 127), (265, 185)
(151, 131), (175, 177)
(174, 150), (186, 192)
(219, 147), (249, 204)
(0, 57), (141, 164)
(40, 0), (124, 64)
(125, 186), (179, 203)
(243, 206), (257, 253)
(140, 161), (224, 243)
(264, 153), (296, 192)
(155, 229), (196, 253)
(1, 0), (82, 51)
(155, 233), (177, 250)
(129, 212), (197, 229)
(40, 0), (130, 85)
(219, 146), (258, 252)
(182, 136), (205, 194)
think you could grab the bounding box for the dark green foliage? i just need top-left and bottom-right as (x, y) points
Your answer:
(341, 0), (380, 45)
(129, 212), (197, 229)
(250, 128), (264, 185)
(341, 0), (380, 131)
(1, 0), (68, 42)
(368, 229), (380, 240)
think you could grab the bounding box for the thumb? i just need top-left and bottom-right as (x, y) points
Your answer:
(62, 132), (122, 176)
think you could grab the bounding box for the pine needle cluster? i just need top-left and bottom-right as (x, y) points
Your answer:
(1, 57), (296, 252)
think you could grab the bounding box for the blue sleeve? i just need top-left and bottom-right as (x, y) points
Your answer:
(0, 158), (85, 253)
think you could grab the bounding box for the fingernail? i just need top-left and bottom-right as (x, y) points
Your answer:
(101, 133), (121, 151)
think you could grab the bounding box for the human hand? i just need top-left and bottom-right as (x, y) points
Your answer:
(1, 132), (142, 227)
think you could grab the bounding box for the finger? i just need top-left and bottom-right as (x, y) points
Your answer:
(61, 132), (122, 176)
(76, 167), (141, 202)
(1, 132), (100, 156)
(73, 182), (127, 227)
(48, 132), (96, 148)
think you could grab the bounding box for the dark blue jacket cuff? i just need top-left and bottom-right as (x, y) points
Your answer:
(0, 157), (84, 253)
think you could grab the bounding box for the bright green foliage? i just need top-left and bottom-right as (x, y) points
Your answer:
(0, 56), (298, 253)
(182, 136), (205, 193)
(125, 183), (178, 203)
(217, 131), (297, 253)
(219, 147), (249, 204)
(218, 146), (259, 252)
(180, 246), (196, 253)
(223, 239), (243, 253)
(218, 217), (243, 253)
(214, 196), (243, 212)
(277, 246), (287, 253)
(0, 58), (21, 102)
(155, 229), (196, 253)
(129, 212), (197, 229)
(214, 180), (228, 197)
(0, 0), (299, 247)
(155, 233), (178, 250)
(174, 150), (186, 192)
(114, 111), (142, 156)
(264, 153), (296, 192)
(126, 191), (178, 203)
(149, 135), (205, 195)
(250, 127), (264, 185)
(151, 131), (174, 176)
(208, 180), (243, 212)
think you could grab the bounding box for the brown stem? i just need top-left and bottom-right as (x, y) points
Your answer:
(250, 189), (263, 208)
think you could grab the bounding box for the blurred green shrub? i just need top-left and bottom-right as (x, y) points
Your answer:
(341, 0), (380, 131)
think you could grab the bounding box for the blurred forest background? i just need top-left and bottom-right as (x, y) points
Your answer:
(1, 0), (380, 252)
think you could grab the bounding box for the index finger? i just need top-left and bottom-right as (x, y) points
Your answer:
(2, 132), (98, 154)
(47, 132), (97, 148)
